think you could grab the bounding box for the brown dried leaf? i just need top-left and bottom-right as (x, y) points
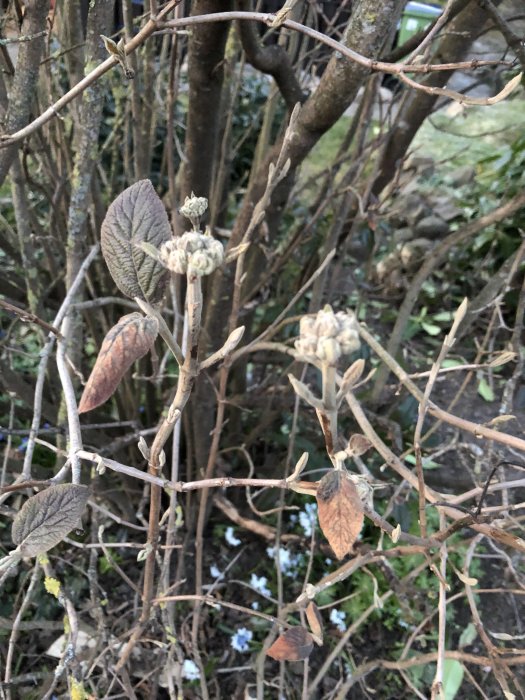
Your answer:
(316, 470), (364, 559)
(347, 434), (372, 458)
(78, 313), (158, 413)
(266, 627), (314, 661)
(101, 179), (171, 303)
(485, 527), (525, 553)
(306, 602), (323, 644)
(12, 484), (89, 557)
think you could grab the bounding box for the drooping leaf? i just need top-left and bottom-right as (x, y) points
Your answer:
(12, 484), (89, 557)
(101, 179), (171, 303)
(78, 313), (158, 413)
(442, 659), (464, 700)
(266, 627), (314, 661)
(316, 469), (364, 560)
(305, 602), (323, 644)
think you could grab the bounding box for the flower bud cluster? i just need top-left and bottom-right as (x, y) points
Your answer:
(160, 230), (224, 277)
(179, 193), (209, 229)
(295, 306), (360, 365)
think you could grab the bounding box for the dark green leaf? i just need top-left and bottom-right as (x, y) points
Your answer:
(12, 485), (90, 557)
(101, 180), (171, 303)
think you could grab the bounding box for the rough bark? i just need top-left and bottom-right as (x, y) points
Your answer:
(178, 0), (233, 230)
(237, 0), (306, 110)
(64, 0), (114, 384)
(10, 155), (44, 315)
(0, 0), (50, 187)
(65, 0), (114, 289)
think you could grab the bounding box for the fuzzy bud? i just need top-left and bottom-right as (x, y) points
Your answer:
(295, 306), (360, 365)
(179, 193), (208, 229)
(160, 229), (224, 277)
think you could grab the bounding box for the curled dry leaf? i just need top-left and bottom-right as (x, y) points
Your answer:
(316, 469), (364, 560)
(266, 627), (314, 662)
(12, 484), (89, 557)
(346, 433), (372, 458)
(306, 602), (323, 645)
(78, 313), (158, 413)
(101, 179), (171, 303)
(390, 523), (401, 543)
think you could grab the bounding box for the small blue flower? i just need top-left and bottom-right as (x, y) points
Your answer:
(231, 627), (253, 652)
(250, 573), (271, 597)
(299, 502), (317, 537)
(18, 437), (29, 452)
(210, 565), (222, 579)
(182, 659), (200, 680)
(225, 527), (241, 547)
(266, 546), (300, 576)
(330, 608), (347, 632)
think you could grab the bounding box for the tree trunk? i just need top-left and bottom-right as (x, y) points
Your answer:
(372, 0), (495, 195)
(194, 0), (405, 466)
(0, 0), (50, 186)
(177, 0), (233, 234)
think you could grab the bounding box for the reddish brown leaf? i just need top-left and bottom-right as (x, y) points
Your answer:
(306, 602), (323, 644)
(78, 313), (158, 413)
(347, 434), (372, 457)
(316, 470), (364, 560)
(266, 627), (314, 662)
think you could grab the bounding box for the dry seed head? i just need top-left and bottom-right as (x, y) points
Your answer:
(295, 306), (360, 365)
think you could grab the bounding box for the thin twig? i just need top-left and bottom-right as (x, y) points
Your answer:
(20, 243), (99, 481)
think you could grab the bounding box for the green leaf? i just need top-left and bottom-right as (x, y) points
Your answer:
(441, 359), (463, 368)
(442, 659), (464, 700)
(421, 322), (442, 336)
(432, 311), (454, 322)
(405, 454), (440, 470)
(459, 622), (477, 648)
(478, 377), (495, 402)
